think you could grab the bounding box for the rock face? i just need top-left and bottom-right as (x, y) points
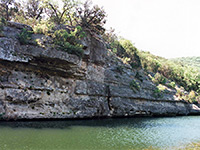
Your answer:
(0, 23), (200, 120)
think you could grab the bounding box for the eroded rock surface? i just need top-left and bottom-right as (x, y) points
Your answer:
(0, 23), (200, 120)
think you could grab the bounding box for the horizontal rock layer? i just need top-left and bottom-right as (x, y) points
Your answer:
(0, 23), (200, 120)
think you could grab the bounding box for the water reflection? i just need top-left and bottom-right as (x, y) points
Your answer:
(0, 116), (200, 150)
(0, 117), (168, 129)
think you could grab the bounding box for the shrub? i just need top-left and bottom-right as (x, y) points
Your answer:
(168, 81), (176, 89)
(119, 39), (141, 68)
(153, 88), (163, 98)
(176, 89), (199, 103)
(119, 39), (137, 56)
(103, 29), (141, 69)
(152, 73), (166, 85)
(0, 0), (17, 21)
(176, 87), (184, 98)
(17, 28), (33, 45)
(122, 57), (131, 64)
(51, 27), (85, 58)
(188, 90), (196, 103)
(33, 21), (55, 35)
(157, 84), (166, 92)
(130, 79), (140, 92)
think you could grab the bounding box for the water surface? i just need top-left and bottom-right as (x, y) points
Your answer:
(0, 116), (200, 150)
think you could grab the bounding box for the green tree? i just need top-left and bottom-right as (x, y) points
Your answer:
(24, 0), (44, 20)
(51, 26), (85, 58)
(13, 0), (44, 27)
(75, 0), (107, 34)
(119, 39), (141, 68)
(43, 0), (79, 25)
(139, 51), (200, 93)
(0, 0), (18, 21)
(119, 39), (137, 56)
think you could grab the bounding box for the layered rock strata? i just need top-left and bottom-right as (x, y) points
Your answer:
(0, 22), (199, 120)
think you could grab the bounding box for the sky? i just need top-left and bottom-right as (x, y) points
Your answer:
(92, 0), (200, 58)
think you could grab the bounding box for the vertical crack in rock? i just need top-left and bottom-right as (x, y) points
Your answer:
(106, 85), (112, 111)
(1, 22), (200, 120)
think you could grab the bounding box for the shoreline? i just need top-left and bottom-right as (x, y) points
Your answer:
(1, 113), (200, 122)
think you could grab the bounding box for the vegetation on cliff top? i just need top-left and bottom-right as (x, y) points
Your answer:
(0, 0), (200, 103)
(0, 0), (107, 57)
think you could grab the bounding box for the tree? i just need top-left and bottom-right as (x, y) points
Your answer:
(0, 0), (17, 21)
(75, 0), (107, 34)
(25, 0), (43, 20)
(119, 39), (137, 56)
(119, 39), (141, 68)
(43, 0), (79, 25)
(12, 0), (44, 26)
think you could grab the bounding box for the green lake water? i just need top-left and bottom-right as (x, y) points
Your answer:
(0, 116), (200, 150)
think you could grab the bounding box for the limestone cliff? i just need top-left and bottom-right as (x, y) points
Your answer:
(0, 22), (200, 120)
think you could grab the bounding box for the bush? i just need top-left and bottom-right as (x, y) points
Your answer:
(51, 27), (85, 58)
(153, 88), (163, 98)
(176, 87), (184, 98)
(119, 39), (141, 68)
(188, 90), (196, 103)
(33, 21), (55, 35)
(168, 81), (176, 89)
(103, 29), (141, 69)
(175, 88), (199, 103)
(151, 73), (166, 85)
(119, 39), (137, 56)
(157, 84), (166, 92)
(130, 79), (140, 92)
(17, 28), (33, 45)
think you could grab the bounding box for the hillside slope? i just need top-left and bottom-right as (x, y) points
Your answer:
(171, 56), (200, 70)
(139, 52), (200, 93)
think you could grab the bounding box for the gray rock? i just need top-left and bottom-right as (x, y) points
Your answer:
(110, 97), (190, 117)
(0, 37), (29, 62)
(189, 104), (200, 114)
(7, 21), (33, 31)
(2, 26), (21, 38)
(75, 80), (87, 95)
(83, 33), (107, 65)
(87, 80), (106, 96)
(0, 22), (200, 120)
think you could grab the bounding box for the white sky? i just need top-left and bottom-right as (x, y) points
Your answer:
(92, 0), (200, 58)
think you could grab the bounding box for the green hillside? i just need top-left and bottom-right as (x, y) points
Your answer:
(171, 56), (200, 70)
(139, 51), (200, 91)
(103, 28), (200, 96)
(103, 27), (200, 102)
(138, 51), (200, 102)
